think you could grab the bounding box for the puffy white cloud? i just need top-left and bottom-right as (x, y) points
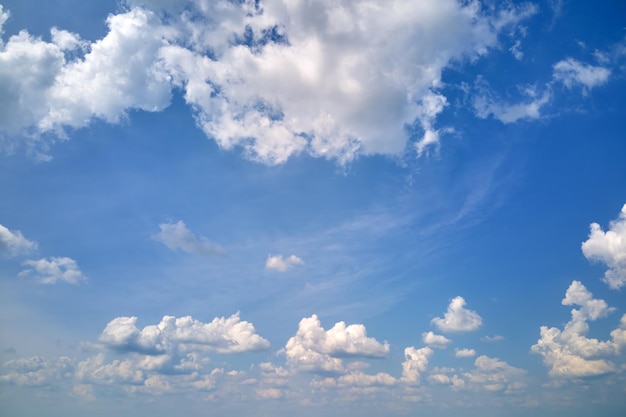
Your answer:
(401, 346), (433, 384)
(0, 223), (37, 256)
(99, 312), (270, 355)
(455, 348), (476, 358)
(1, 1), (535, 163)
(422, 331), (451, 349)
(581, 204), (626, 289)
(265, 254), (304, 272)
(462, 355), (526, 392)
(431, 296), (482, 333)
(75, 353), (145, 386)
(284, 315), (389, 373)
(18, 256), (86, 284)
(553, 58), (611, 92)
(531, 281), (621, 378)
(0, 356), (73, 386)
(153, 220), (224, 257)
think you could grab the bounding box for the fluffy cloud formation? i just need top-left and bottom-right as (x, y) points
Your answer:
(99, 313), (270, 355)
(581, 203), (626, 289)
(18, 256), (86, 284)
(422, 331), (451, 349)
(0, 1), (536, 163)
(431, 296), (482, 333)
(284, 315), (389, 373)
(153, 220), (224, 257)
(401, 346), (433, 384)
(0, 223), (37, 256)
(455, 348), (476, 358)
(462, 355), (526, 393)
(531, 280), (626, 378)
(0, 356), (73, 386)
(553, 58), (611, 92)
(265, 254), (304, 272)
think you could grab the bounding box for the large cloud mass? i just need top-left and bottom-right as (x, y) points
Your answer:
(0, 1), (535, 163)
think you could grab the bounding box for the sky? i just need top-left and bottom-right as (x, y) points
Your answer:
(0, 0), (625, 416)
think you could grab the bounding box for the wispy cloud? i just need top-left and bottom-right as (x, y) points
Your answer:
(153, 220), (225, 258)
(0, 223), (37, 257)
(265, 254), (304, 272)
(18, 256), (86, 284)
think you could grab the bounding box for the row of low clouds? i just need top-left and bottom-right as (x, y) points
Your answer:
(4, 202), (626, 286)
(3, 0), (608, 164)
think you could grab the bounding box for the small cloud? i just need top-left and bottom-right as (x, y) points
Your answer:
(455, 348), (477, 358)
(422, 331), (451, 349)
(18, 257), (86, 284)
(432, 296), (482, 333)
(553, 58), (610, 93)
(581, 203), (626, 289)
(0, 224), (38, 257)
(153, 220), (225, 258)
(481, 335), (504, 342)
(265, 254), (304, 272)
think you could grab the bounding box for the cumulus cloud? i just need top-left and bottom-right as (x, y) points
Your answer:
(0, 356), (73, 386)
(265, 254), (304, 272)
(284, 315), (389, 373)
(431, 296), (482, 333)
(153, 220), (224, 257)
(581, 204), (626, 289)
(553, 58), (611, 92)
(18, 256), (86, 284)
(99, 312), (270, 355)
(0, 223), (37, 257)
(422, 331), (451, 349)
(462, 355), (526, 392)
(531, 280), (624, 378)
(401, 346), (433, 384)
(0, 1), (536, 163)
(455, 348), (476, 358)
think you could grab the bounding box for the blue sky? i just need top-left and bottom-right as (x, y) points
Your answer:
(1, 0), (625, 416)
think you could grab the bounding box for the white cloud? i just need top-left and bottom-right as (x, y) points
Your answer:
(0, 1), (535, 163)
(401, 346), (433, 384)
(481, 334), (504, 342)
(0, 223), (37, 257)
(265, 254), (304, 272)
(462, 355), (526, 393)
(553, 58), (611, 92)
(284, 314), (389, 373)
(18, 256), (86, 284)
(422, 331), (451, 349)
(581, 203), (626, 289)
(473, 80), (551, 124)
(99, 312), (270, 355)
(431, 296), (482, 333)
(153, 220), (224, 257)
(0, 356), (73, 386)
(531, 280), (622, 378)
(455, 348), (476, 358)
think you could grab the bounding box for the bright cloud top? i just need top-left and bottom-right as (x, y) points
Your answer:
(265, 254), (304, 272)
(284, 314), (389, 373)
(531, 280), (626, 378)
(0, 1), (537, 163)
(581, 203), (626, 289)
(18, 256), (86, 284)
(0, 223), (37, 257)
(422, 331), (451, 349)
(153, 220), (224, 257)
(431, 296), (482, 333)
(99, 313), (270, 355)
(553, 58), (611, 92)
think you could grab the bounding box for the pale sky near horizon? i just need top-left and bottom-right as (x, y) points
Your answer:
(1, 1), (626, 416)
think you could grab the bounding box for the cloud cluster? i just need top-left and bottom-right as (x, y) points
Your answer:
(99, 313), (270, 355)
(553, 58), (611, 92)
(531, 280), (626, 378)
(431, 296), (482, 333)
(284, 314), (389, 373)
(18, 256), (86, 284)
(153, 220), (224, 257)
(0, 223), (37, 257)
(0, 1), (536, 163)
(581, 204), (626, 289)
(265, 254), (304, 272)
